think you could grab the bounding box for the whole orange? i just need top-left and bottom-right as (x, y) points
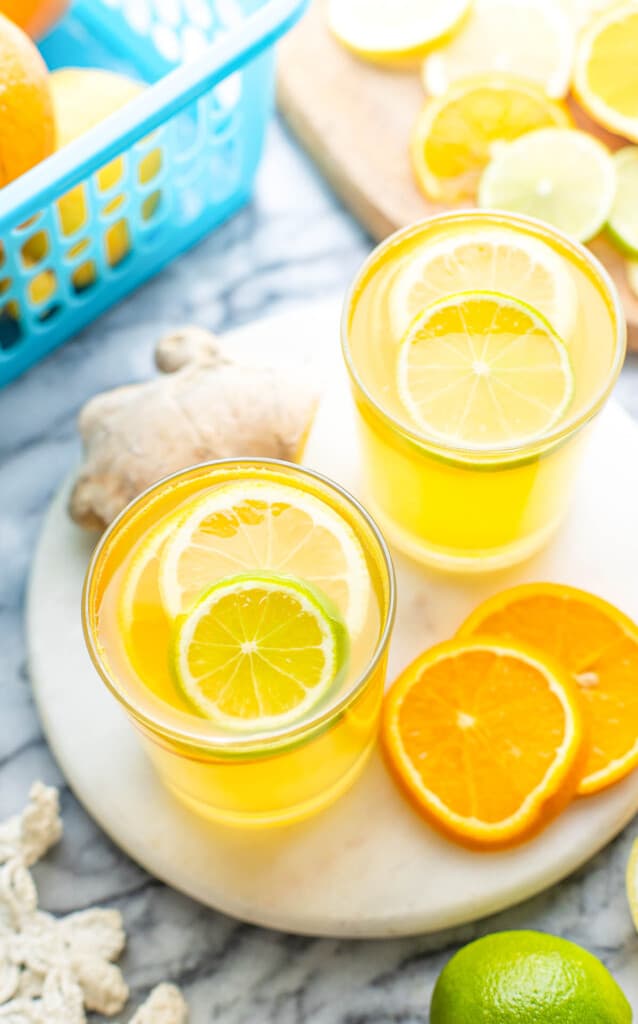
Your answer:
(0, 0), (68, 39)
(0, 12), (54, 187)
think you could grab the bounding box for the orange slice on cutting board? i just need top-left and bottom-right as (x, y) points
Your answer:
(459, 583), (638, 796)
(382, 637), (585, 849)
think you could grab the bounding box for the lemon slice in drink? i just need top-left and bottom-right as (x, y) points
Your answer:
(327, 0), (471, 64)
(390, 228), (577, 342)
(159, 480), (369, 635)
(479, 129), (616, 243)
(422, 0), (574, 99)
(171, 573), (349, 730)
(396, 291), (574, 449)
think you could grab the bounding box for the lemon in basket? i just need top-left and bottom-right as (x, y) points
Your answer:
(26, 68), (162, 304)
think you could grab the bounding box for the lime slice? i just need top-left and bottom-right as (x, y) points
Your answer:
(478, 128), (616, 243)
(422, 0), (574, 100)
(627, 838), (638, 931)
(608, 147), (638, 256)
(171, 573), (349, 730)
(159, 480), (369, 636)
(327, 0), (471, 63)
(390, 227), (577, 342)
(396, 290), (574, 449)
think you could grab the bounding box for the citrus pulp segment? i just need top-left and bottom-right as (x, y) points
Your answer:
(396, 291), (574, 449)
(158, 480), (369, 636)
(171, 573), (348, 730)
(382, 638), (584, 848)
(479, 128), (616, 243)
(459, 583), (638, 795)
(389, 227), (577, 342)
(608, 147), (638, 256)
(411, 74), (572, 202)
(422, 0), (574, 100)
(327, 0), (471, 63)
(573, 1), (638, 143)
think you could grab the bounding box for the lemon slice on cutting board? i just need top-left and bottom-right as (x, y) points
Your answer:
(573, 1), (638, 143)
(327, 0), (472, 64)
(479, 128), (616, 243)
(171, 573), (349, 730)
(390, 227), (577, 342)
(422, 0), (574, 100)
(396, 290), (574, 449)
(412, 73), (571, 203)
(159, 480), (369, 636)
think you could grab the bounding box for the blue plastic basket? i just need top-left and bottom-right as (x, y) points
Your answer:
(0, 0), (306, 386)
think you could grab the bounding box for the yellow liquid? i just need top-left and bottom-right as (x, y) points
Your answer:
(86, 462), (393, 827)
(344, 212), (624, 571)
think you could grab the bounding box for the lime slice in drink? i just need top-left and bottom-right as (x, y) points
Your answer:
(608, 147), (638, 257)
(396, 290), (574, 449)
(171, 573), (349, 730)
(478, 128), (616, 243)
(159, 480), (369, 636)
(390, 227), (577, 343)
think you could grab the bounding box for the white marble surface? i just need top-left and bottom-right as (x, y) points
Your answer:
(3, 116), (638, 1019)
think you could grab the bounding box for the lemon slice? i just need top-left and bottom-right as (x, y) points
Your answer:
(390, 227), (577, 342)
(628, 259), (638, 298)
(171, 573), (349, 730)
(573, 2), (638, 143)
(422, 0), (574, 100)
(559, 0), (619, 31)
(396, 290), (574, 449)
(327, 0), (471, 64)
(608, 148), (638, 257)
(159, 480), (369, 635)
(479, 128), (616, 243)
(412, 74), (572, 203)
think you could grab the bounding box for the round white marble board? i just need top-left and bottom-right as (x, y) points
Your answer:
(28, 300), (638, 938)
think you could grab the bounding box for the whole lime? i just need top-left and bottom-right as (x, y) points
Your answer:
(430, 931), (632, 1024)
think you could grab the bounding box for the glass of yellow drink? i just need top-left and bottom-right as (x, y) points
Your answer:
(342, 210), (625, 572)
(83, 459), (395, 827)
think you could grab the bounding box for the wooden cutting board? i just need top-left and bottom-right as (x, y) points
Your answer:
(277, 0), (638, 351)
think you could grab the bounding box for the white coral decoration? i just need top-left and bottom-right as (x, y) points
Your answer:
(0, 784), (187, 1023)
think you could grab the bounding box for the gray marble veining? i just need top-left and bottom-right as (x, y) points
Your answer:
(2, 116), (638, 1022)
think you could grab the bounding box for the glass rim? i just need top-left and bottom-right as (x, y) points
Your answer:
(82, 457), (397, 756)
(341, 209), (627, 461)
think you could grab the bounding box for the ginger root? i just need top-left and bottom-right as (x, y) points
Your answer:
(69, 325), (320, 531)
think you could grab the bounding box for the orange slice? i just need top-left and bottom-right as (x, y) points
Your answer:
(412, 73), (572, 202)
(459, 583), (638, 795)
(382, 637), (584, 848)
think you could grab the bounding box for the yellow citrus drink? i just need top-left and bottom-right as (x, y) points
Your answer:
(343, 211), (625, 571)
(84, 460), (395, 827)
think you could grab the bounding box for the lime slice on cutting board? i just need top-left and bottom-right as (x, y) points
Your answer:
(478, 128), (616, 243)
(608, 147), (638, 257)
